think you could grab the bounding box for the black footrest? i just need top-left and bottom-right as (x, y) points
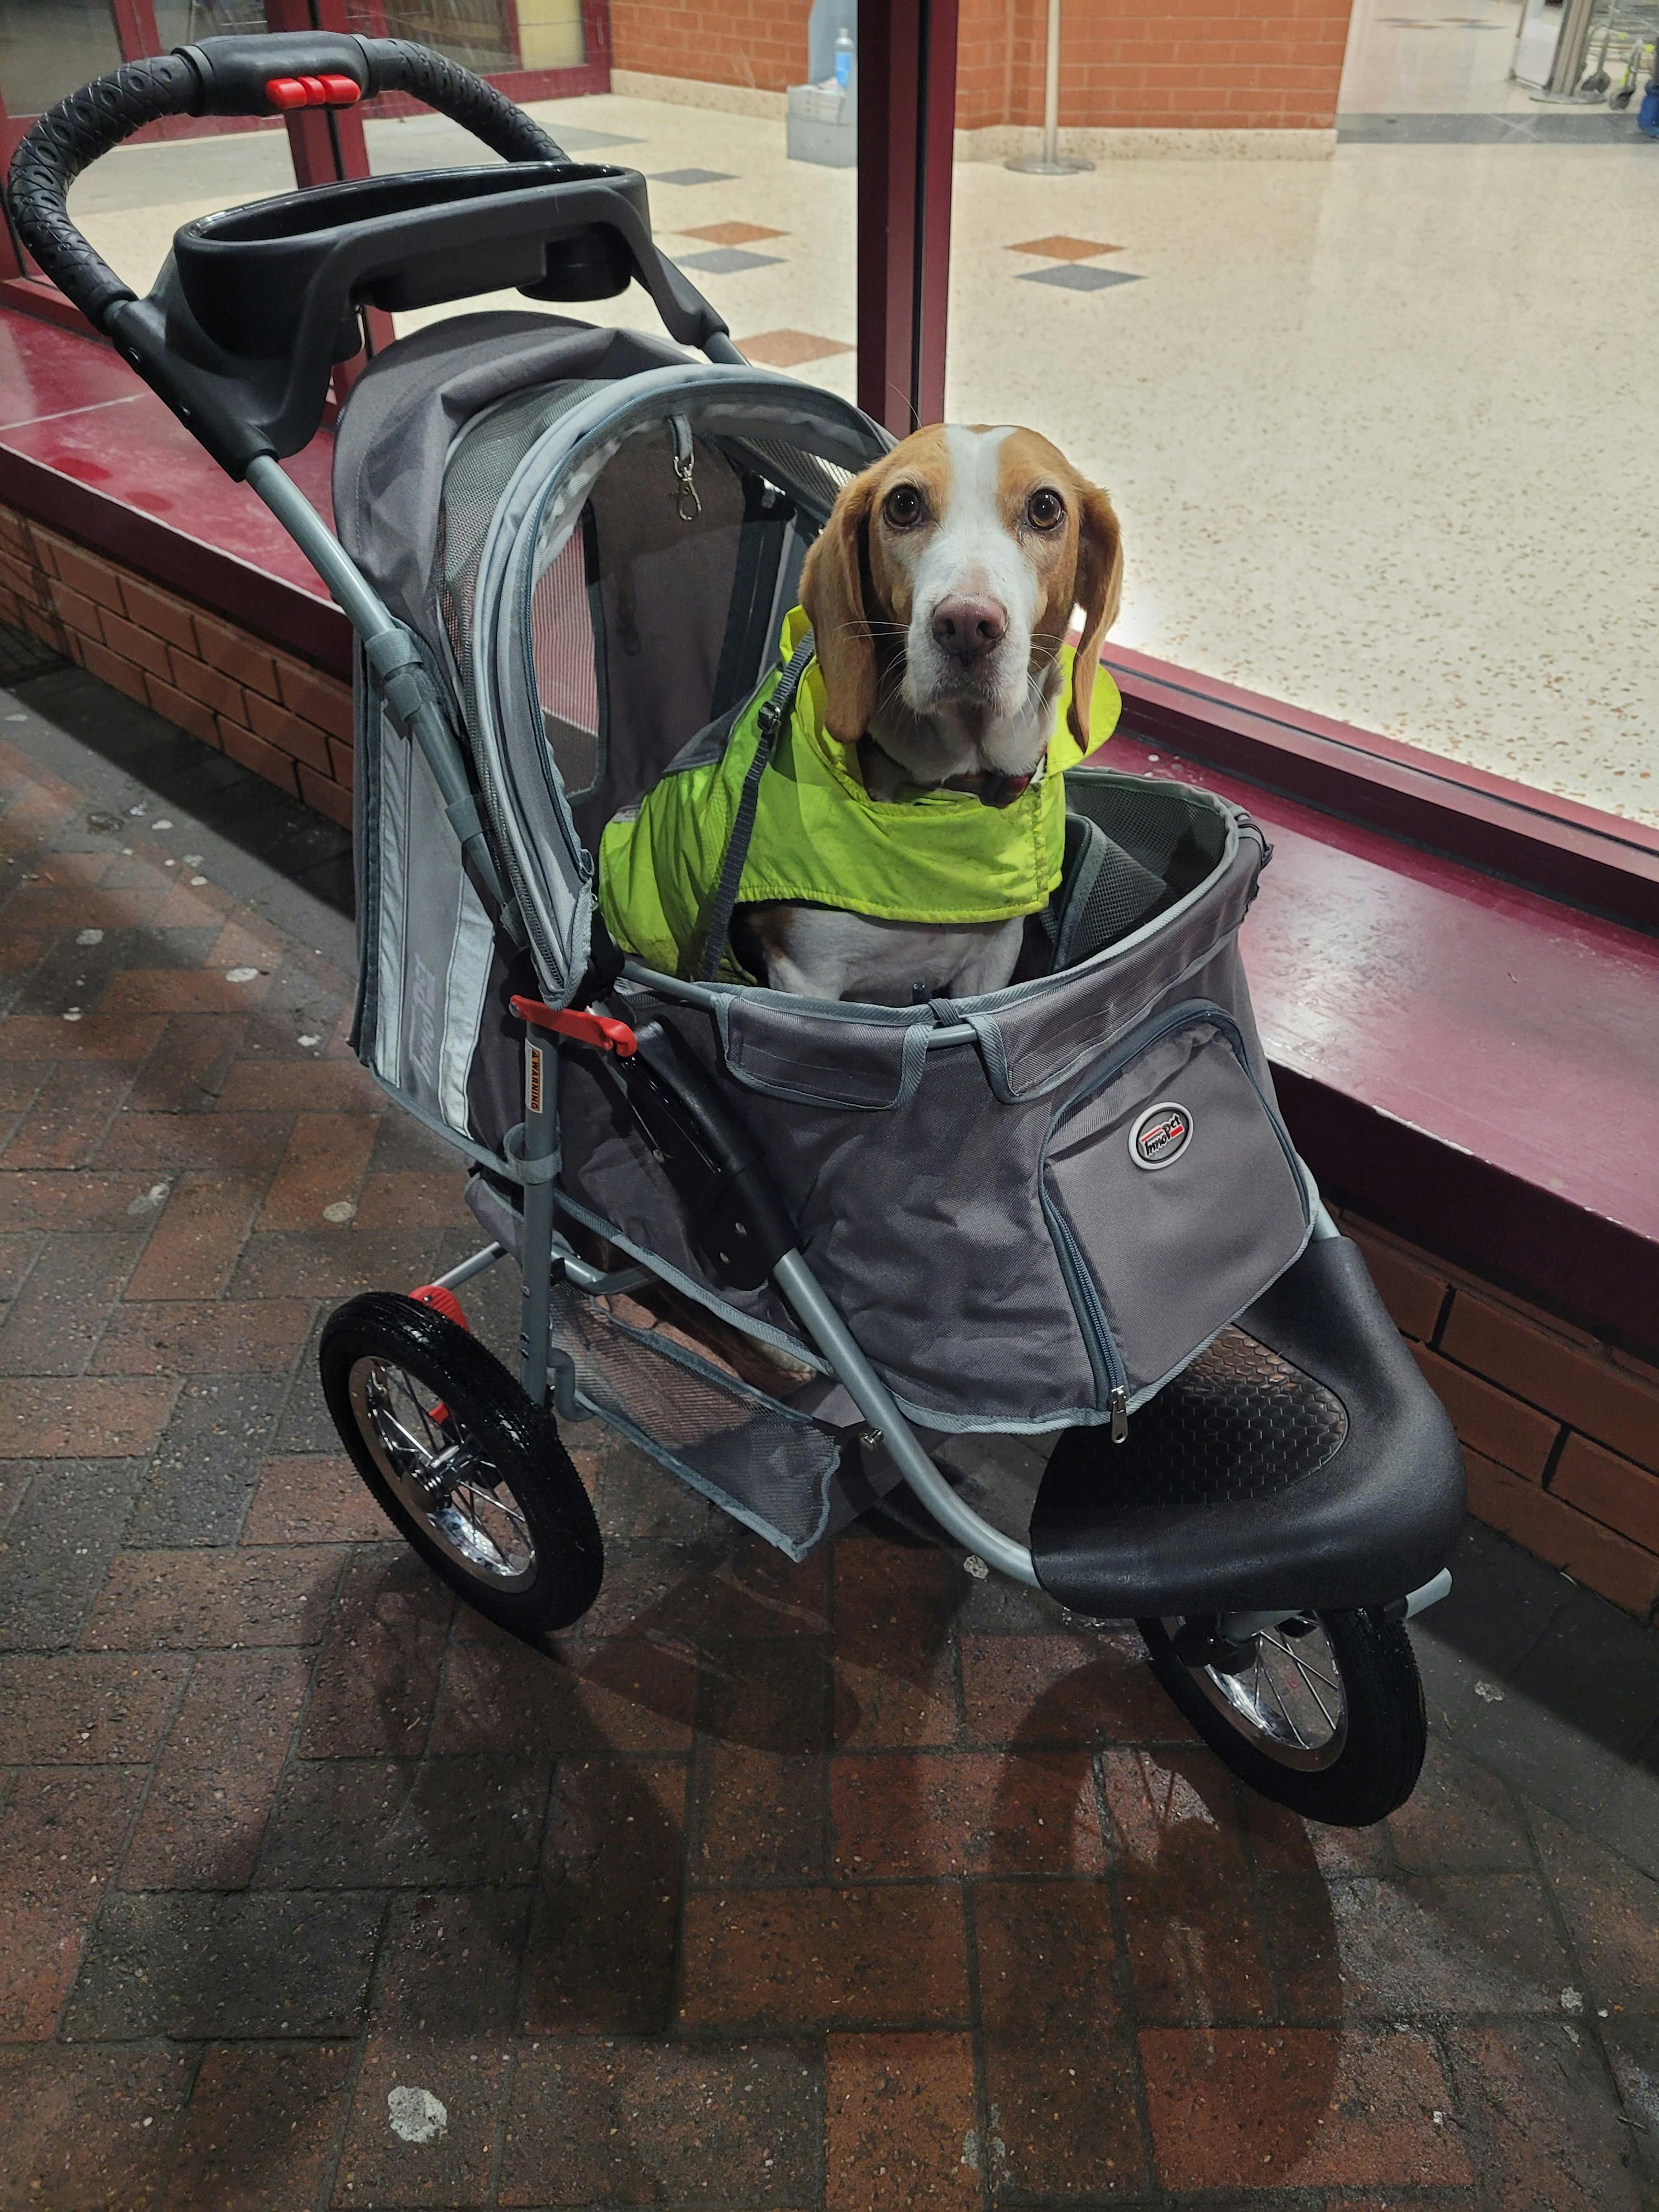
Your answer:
(1030, 1237), (1466, 1618)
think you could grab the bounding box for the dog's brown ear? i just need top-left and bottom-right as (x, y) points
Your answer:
(800, 473), (878, 742)
(1067, 479), (1124, 749)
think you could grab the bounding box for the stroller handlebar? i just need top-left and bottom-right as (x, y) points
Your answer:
(5, 33), (735, 478)
(9, 34), (565, 333)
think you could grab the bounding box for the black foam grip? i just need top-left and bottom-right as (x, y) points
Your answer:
(8, 54), (202, 327)
(361, 41), (567, 163)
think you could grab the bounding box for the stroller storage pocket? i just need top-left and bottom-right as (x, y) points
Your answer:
(547, 1275), (841, 1559)
(1041, 1001), (1311, 1408)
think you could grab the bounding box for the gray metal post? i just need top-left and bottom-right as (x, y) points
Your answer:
(1005, 0), (1093, 176)
(518, 1033), (558, 1407)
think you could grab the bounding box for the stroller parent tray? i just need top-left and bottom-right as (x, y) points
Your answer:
(1031, 1237), (1466, 1618)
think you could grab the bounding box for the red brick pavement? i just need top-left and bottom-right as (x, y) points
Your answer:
(1, 721), (1656, 2209)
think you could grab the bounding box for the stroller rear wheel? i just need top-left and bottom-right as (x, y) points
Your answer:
(320, 1291), (603, 1636)
(1137, 1606), (1426, 1826)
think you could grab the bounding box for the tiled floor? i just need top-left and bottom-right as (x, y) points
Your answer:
(2, 658), (1658, 2207)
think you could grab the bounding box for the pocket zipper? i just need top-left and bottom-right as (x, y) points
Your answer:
(1041, 997), (1310, 1440)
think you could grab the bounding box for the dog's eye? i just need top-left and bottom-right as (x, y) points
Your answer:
(883, 484), (924, 528)
(1026, 488), (1065, 531)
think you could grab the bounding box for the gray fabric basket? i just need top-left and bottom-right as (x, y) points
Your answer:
(334, 311), (1312, 1544)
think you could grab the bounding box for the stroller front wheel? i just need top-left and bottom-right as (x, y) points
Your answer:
(320, 1291), (603, 1637)
(1137, 1606), (1427, 1826)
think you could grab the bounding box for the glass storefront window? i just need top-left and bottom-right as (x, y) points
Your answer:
(0, 1), (122, 119)
(359, 0), (857, 405)
(340, 2), (583, 76)
(944, 0), (1658, 827)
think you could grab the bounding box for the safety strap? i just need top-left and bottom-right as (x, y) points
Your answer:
(696, 629), (816, 982)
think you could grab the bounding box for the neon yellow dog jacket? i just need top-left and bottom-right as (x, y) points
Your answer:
(598, 606), (1122, 980)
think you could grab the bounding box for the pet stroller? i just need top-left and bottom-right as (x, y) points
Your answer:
(13, 29), (1466, 1826)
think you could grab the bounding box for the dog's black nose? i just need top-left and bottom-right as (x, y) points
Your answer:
(932, 595), (1007, 664)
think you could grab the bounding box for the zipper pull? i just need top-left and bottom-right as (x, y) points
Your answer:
(668, 415), (700, 522)
(1109, 1385), (1128, 1444)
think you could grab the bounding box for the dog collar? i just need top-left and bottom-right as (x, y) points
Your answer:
(859, 733), (1039, 810)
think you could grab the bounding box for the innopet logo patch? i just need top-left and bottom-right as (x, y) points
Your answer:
(1130, 1100), (1193, 1170)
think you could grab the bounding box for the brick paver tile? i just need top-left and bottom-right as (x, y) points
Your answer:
(227, 1225), (438, 1300)
(0, 1650), (188, 1762)
(0, 1458), (146, 1651)
(97, 1107), (290, 1176)
(92, 1296), (312, 1375)
(1604, 2017), (1659, 2198)
(125, 1009), (247, 1113)
(0, 1374), (177, 1457)
(832, 1537), (959, 1747)
(81, 1544), (344, 1650)
(0, 1232), (145, 1374)
(351, 1167), (474, 1233)
(0, 2042), (195, 2211)
(499, 2038), (820, 2208)
(961, 1625), (1197, 1746)
(100, 968), (273, 1014)
(1386, 1733), (1533, 1871)
(368, 1887), (534, 2036)
(1245, 1783), (1397, 1878)
(0, 1765), (148, 2038)
(259, 1752), (549, 1890)
(429, 1614), (695, 1755)
(161, 2041), (355, 2212)
(1101, 1745), (1274, 2023)
(974, 1880), (1147, 2194)
(679, 1883), (970, 2031)
(297, 1545), (453, 1757)
(832, 1748), (1108, 1878)
(257, 1111), (378, 1232)
(63, 1888), (385, 2040)
(1313, 1874), (1575, 2018)
(334, 2035), (511, 2208)
(242, 1453), (387, 1545)
(0, 1226), (42, 1298)
(521, 1755), (687, 2035)
(1141, 2025), (1471, 2192)
(0, 1061), (132, 1168)
(0, 1012), (165, 1063)
(123, 1172), (266, 1301)
(123, 1372), (291, 1546)
(217, 1054), (384, 1113)
(1530, 1805), (1659, 2010)
(0, 1166), (168, 1232)
(1442, 2018), (1645, 2210)
(122, 1647), (311, 1889)
(826, 2031), (979, 2212)
(692, 1631), (831, 1882)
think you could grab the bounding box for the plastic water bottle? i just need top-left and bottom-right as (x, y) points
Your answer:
(833, 26), (855, 90)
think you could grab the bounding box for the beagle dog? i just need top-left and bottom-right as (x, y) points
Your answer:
(740, 422), (1123, 1005)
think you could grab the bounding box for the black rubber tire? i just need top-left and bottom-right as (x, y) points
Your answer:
(320, 1291), (603, 1636)
(1137, 1606), (1427, 1826)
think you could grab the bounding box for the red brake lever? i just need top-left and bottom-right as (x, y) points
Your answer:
(266, 73), (363, 110)
(510, 996), (637, 1057)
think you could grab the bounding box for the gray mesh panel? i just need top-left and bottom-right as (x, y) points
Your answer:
(440, 379), (609, 715)
(549, 1276), (842, 1558)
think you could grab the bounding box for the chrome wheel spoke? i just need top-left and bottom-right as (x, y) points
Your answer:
(348, 1357), (537, 1589)
(1165, 1614), (1348, 1773)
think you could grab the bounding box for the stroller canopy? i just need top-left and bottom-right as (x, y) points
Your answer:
(334, 310), (891, 1004)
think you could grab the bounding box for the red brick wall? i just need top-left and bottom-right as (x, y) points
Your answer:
(1342, 1210), (1659, 1623)
(958, 0), (1352, 132)
(617, 0), (1351, 132)
(0, 505), (353, 831)
(609, 0), (809, 92)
